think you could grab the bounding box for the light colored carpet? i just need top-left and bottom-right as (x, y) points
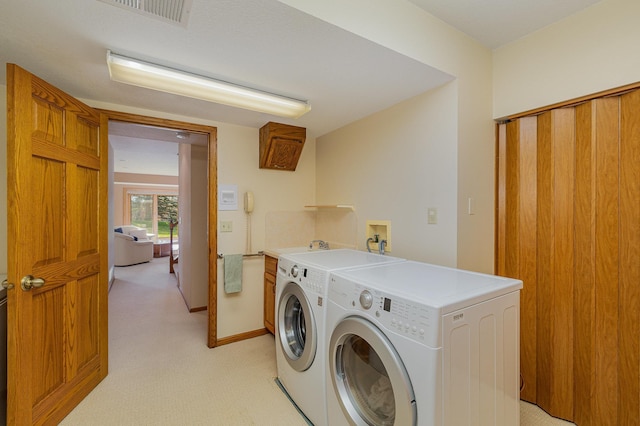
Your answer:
(60, 258), (575, 425)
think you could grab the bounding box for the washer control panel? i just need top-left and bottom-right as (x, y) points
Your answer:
(278, 258), (327, 297)
(329, 275), (440, 348)
(359, 290), (373, 310)
(290, 265), (299, 278)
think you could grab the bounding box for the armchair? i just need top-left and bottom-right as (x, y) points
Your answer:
(114, 226), (154, 266)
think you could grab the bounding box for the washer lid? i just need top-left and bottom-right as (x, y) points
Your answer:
(331, 261), (523, 314)
(281, 248), (404, 271)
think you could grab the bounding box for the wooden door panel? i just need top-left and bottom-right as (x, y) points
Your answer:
(75, 117), (100, 156)
(75, 275), (100, 371)
(495, 124), (506, 276)
(32, 97), (64, 146)
(536, 109), (575, 419)
(535, 111), (553, 411)
(504, 120), (520, 282)
(573, 101), (597, 426)
(618, 89), (640, 424)
(499, 118), (538, 403)
(32, 157), (65, 268)
(593, 97), (620, 425)
(517, 117), (537, 404)
(77, 167), (99, 257)
(32, 287), (65, 406)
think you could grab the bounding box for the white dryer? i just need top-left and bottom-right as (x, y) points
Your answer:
(275, 249), (404, 426)
(325, 261), (523, 426)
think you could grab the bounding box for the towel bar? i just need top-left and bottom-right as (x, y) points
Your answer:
(217, 251), (264, 259)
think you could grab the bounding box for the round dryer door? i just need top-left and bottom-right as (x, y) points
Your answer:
(278, 281), (317, 372)
(330, 316), (416, 426)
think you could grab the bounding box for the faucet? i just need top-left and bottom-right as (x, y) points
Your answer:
(378, 239), (387, 255)
(309, 240), (330, 250)
(366, 234), (379, 253)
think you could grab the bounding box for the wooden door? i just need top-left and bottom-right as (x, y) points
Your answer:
(496, 87), (640, 425)
(6, 64), (108, 424)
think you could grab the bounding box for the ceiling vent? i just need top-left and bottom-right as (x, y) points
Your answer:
(98, 0), (192, 27)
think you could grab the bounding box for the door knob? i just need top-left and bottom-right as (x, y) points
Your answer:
(1, 279), (14, 290)
(21, 275), (45, 291)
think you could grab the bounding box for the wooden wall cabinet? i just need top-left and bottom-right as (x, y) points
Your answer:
(264, 255), (278, 334)
(259, 122), (306, 171)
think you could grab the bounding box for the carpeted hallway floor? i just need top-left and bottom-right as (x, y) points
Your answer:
(60, 258), (574, 425)
(60, 258), (305, 425)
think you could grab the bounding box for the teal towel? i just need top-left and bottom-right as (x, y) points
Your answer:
(224, 254), (244, 294)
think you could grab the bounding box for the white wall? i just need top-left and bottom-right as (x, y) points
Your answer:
(177, 143), (209, 310)
(282, 0), (495, 272)
(190, 145), (209, 307)
(493, 0), (640, 118)
(215, 123), (316, 338)
(317, 83), (458, 265)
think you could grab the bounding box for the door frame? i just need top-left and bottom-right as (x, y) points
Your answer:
(100, 109), (218, 348)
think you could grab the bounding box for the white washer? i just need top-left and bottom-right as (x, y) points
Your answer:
(275, 249), (404, 426)
(325, 261), (523, 426)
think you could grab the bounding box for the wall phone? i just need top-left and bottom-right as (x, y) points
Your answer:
(244, 191), (254, 213)
(244, 191), (254, 253)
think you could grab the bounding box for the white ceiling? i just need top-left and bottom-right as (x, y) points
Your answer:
(109, 121), (208, 176)
(0, 0), (452, 139)
(408, 0), (603, 49)
(0, 0), (602, 175)
(111, 135), (180, 176)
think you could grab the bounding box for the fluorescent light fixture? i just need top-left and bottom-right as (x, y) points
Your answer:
(106, 50), (311, 118)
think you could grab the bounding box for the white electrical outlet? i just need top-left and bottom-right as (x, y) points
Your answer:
(427, 208), (438, 225)
(220, 221), (233, 232)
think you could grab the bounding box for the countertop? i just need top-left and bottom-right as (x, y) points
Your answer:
(263, 243), (357, 259)
(263, 247), (311, 258)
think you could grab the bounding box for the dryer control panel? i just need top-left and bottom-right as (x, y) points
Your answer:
(277, 258), (327, 297)
(329, 275), (441, 348)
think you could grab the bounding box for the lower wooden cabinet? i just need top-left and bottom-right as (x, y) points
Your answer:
(264, 255), (277, 334)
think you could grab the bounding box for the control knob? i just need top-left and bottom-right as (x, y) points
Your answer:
(291, 265), (299, 278)
(359, 290), (373, 310)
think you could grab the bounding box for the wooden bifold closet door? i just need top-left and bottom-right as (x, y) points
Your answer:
(496, 88), (640, 425)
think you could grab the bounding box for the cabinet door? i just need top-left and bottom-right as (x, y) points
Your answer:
(264, 273), (276, 334)
(259, 122), (306, 171)
(262, 137), (304, 170)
